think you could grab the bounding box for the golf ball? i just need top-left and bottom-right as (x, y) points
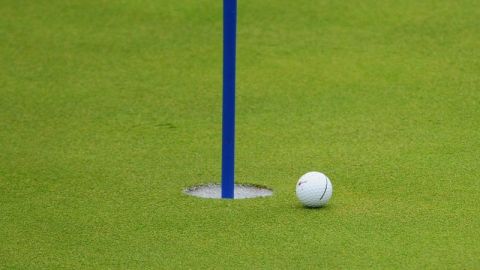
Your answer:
(296, 172), (333, 207)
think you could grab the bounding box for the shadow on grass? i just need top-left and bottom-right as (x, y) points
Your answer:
(294, 203), (335, 212)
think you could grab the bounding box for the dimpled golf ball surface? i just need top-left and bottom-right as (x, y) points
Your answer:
(296, 172), (333, 207)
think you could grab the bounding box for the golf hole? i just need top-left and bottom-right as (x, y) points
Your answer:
(184, 183), (273, 199)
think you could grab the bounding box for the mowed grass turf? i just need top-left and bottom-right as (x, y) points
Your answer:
(1, 0), (479, 268)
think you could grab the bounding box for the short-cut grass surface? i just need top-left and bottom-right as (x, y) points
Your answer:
(1, 0), (479, 268)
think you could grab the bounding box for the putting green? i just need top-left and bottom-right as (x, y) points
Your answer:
(1, 0), (479, 268)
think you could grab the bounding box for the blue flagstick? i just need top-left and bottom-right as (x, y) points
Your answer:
(221, 0), (237, 199)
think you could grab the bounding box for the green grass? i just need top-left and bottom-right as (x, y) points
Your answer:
(1, 0), (479, 268)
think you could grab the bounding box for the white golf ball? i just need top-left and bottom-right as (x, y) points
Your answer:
(296, 171), (333, 207)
